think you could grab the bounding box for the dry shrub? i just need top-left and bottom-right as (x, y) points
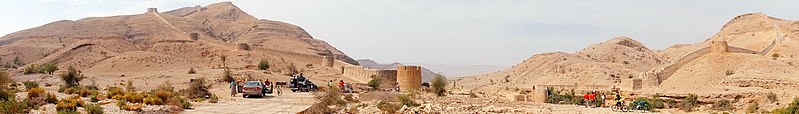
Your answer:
(746, 102), (759, 113)
(84, 103), (103, 114)
(680, 94), (699, 112)
(185, 77), (210, 99)
(144, 96), (164, 105)
(377, 101), (401, 113)
(154, 90), (174, 102)
(431, 74), (447, 96)
(106, 87), (124, 99)
(188, 68), (196, 74)
(46, 93), (57, 104)
(122, 92), (144, 103)
(712, 99), (734, 111)
(22, 81), (38, 90)
(768, 92), (778, 103)
(258, 59), (270, 70)
(60, 66), (84, 88)
(0, 99), (29, 114)
(209, 94), (218, 103)
(26, 87), (46, 100)
(78, 88), (91, 97)
(399, 93), (420, 107)
(56, 98), (80, 112)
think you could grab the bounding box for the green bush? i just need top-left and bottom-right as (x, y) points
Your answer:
(712, 99), (733, 111)
(40, 64), (58, 75)
(773, 97), (799, 114)
(431, 74), (447, 96)
(746, 102), (759, 113)
(60, 66), (84, 88)
(769, 92), (779, 103)
(84, 103), (103, 114)
(367, 75), (381, 90)
(125, 81), (135, 92)
(399, 93), (420, 107)
(680, 94), (699, 112)
(23, 81), (38, 90)
(23, 64), (39, 75)
(179, 97), (191, 109)
(545, 87), (583, 105)
(258, 59), (270, 70)
(0, 99), (29, 113)
(64, 87), (80, 95)
(116, 100), (127, 110)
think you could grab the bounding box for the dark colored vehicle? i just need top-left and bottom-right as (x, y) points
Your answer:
(289, 75), (317, 92)
(242, 81), (265, 98)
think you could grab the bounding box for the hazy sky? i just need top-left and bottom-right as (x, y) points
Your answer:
(1, 0), (798, 66)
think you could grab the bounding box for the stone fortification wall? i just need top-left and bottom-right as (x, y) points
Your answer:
(250, 46), (331, 67)
(397, 66), (422, 92)
(342, 66), (398, 88)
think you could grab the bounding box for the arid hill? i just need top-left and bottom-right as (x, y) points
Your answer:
(0, 2), (357, 73)
(455, 13), (799, 112)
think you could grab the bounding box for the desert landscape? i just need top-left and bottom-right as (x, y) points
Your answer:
(1, 1), (799, 114)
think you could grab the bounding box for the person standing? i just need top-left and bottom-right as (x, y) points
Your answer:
(229, 80), (237, 97)
(339, 80), (345, 92)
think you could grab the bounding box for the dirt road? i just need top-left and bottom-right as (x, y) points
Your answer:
(186, 92), (316, 114)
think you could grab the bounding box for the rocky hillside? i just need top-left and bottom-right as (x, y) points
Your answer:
(455, 13), (799, 101)
(0, 2), (357, 73)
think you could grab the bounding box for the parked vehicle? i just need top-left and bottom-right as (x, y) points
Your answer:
(242, 81), (265, 98)
(289, 75), (317, 92)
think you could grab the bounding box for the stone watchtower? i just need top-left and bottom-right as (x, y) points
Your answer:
(710, 41), (728, 53)
(397, 66), (422, 92)
(323, 55), (335, 68)
(147, 8), (158, 13)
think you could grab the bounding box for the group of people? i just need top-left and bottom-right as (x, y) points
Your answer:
(583, 91), (604, 108)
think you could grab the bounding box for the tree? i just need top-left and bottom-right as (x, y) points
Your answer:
(258, 59), (270, 70)
(367, 75), (381, 90)
(431, 74), (447, 96)
(41, 64), (58, 75)
(60, 66), (85, 87)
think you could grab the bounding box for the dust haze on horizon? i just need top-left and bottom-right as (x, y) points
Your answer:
(2, 0), (798, 66)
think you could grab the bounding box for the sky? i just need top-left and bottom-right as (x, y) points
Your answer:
(1, 0), (798, 66)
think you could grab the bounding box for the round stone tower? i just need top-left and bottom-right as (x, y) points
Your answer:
(710, 41), (728, 53)
(397, 66), (422, 92)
